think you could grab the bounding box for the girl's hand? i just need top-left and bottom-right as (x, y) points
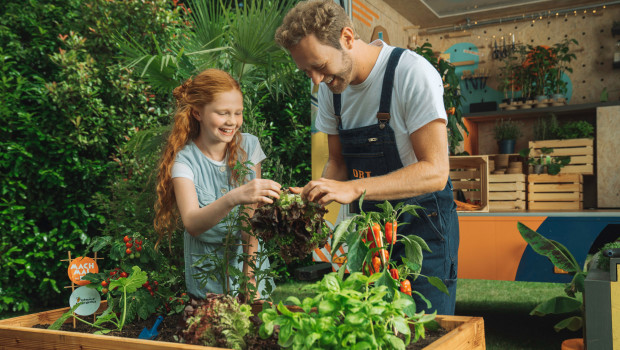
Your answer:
(230, 179), (281, 205)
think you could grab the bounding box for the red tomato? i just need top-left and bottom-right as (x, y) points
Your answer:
(120, 271), (128, 278)
(123, 236), (130, 243)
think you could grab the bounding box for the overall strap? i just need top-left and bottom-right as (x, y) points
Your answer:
(377, 47), (406, 128)
(333, 93), (342, 126)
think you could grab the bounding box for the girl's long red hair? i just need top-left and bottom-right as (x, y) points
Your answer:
(154, 69), (246, 248)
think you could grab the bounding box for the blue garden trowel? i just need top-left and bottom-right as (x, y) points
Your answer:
(139, 315), (163, 340)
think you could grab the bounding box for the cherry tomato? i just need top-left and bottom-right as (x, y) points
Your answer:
(123, 236), (130, 243)
(101, 280), (108, 287)
(120, 271), (128, 278)
(126, 242), (133, 248)
(126, 248), (132, 255)
(136, 245), (142, 252)
(102, 288), (108, 294)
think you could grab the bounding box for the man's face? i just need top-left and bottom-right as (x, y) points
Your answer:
(288, 34), (353, 94)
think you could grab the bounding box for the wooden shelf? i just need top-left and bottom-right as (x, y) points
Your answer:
(463, 100), (620, 123)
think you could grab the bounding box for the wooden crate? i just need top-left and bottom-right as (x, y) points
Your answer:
(489, 174), (526, 211)
(529, 138), (594, 175)
(450, 156), (489, 212)
(0, 304), (486, 350)
(528, 174), (583, 210)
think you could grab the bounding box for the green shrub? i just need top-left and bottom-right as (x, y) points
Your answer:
(0, 0), (181, 312)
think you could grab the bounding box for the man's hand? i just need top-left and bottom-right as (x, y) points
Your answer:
(297, 178), (362, 205)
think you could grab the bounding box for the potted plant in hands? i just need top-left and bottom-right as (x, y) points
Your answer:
(494, 118), (523, 154)
(550, 38), (578, 104)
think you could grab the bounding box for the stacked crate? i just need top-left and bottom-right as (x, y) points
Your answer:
(489, 174), (526, 210)
(527, 174), (583, 210)
(449, 156), (489, 212)
(529, 138), (594, 175)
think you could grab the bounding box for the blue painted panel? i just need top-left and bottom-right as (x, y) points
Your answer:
(515, 217), (620, 283)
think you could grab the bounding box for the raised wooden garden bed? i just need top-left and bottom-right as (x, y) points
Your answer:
(0, 304), (485, 349)
(528, 174), (583, 210)
(489, 174), (526, 211)
(529, 138), (594, 175)
(450, 155), (489, 212)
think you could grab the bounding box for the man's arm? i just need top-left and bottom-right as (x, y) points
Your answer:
(322, 134), (348, 180)
(303, 119), (449, 204)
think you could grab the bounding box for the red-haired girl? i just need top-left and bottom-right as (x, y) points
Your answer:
(154, 69), (281, 299)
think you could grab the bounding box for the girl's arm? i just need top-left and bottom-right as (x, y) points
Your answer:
(173, 166), (281, 237)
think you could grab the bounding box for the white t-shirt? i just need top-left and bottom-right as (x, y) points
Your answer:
(315, 40), (447, 167)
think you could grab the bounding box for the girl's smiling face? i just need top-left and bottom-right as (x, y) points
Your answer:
(194, 89), (243, 156)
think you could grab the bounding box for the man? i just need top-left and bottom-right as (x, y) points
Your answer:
(275, 0), (459, 315)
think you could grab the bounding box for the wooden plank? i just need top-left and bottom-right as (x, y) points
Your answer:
(528, 183), (581, 192)
(425, 316), (486, 350)
(450, 155), (488, 168)
(532, 146), (593, 157)
(561, 164), (593, 175)
(490, 200), (526, 210)
(566, 155), (594, 164)
(489, 191), (526, 200)
(450, 170), (480, 180)
(0, 326), (218, 350)
(529, 201), (582, 210)
(528, 192), (580, 201)
(489, 183), (525, 192)
(0, 307), (486, 350)
(452, 181), (482, 190)
(528, 174), (581, 183)
(489, 174), (526, 182)
(530, 138), (593, 148)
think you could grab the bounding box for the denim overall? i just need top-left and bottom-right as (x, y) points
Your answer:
(333, 47), (459, 315)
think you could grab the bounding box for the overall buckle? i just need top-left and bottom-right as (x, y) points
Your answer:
(377, 112), (391, 129)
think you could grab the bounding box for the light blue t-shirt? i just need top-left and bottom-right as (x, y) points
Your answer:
(172, 133), (274, 299)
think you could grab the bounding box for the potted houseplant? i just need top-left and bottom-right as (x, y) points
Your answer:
(520, 147), (553, 174)
(498, 55), (520, 109)
(494, 118), (523, 154)
(524, 45), (557, 104)
(550, 38), (578, 103)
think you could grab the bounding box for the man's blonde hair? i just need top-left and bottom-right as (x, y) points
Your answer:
(275, 0), (359, 50)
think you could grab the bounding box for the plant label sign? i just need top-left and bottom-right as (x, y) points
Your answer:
(67, 256), (98, 286)
(69, 286), (101, 316)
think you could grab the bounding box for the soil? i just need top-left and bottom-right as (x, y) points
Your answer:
(33, 312), (279, 349)
(405, 326), (451, 349)
(33, 312), (449, 349)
